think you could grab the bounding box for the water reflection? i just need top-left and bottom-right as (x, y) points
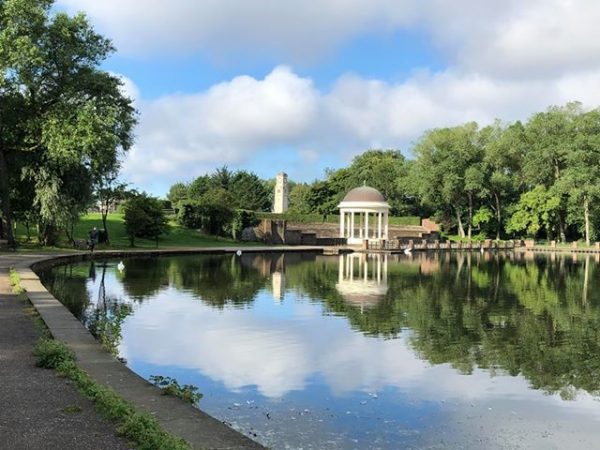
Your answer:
(336, 253), (388, 311)
(38, 251), (600, 449)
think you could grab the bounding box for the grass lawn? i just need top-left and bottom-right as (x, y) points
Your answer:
(11, 213), (255, 251)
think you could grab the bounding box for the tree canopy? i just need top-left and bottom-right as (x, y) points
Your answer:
(0, 0), (136, 246)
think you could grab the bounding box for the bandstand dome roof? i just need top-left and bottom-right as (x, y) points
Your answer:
(342, 186), (386, 203)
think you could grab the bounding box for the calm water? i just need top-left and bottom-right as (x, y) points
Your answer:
(38, 251), (600, 449)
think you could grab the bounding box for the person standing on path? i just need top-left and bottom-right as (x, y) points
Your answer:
(88, 227), (99, 252)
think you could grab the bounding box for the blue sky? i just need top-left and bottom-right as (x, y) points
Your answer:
(56, 0), (600, 196)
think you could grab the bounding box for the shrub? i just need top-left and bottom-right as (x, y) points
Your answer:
(33, 338), (75, 369)
(176, 200), (204, 229)
(227, 210), (259, 240)
(123, 194), (169, 246)
(177, 188), (234, 236)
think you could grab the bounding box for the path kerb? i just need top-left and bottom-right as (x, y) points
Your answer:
(4, 247), (332, 450)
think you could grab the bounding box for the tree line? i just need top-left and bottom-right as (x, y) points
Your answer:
(413, 102), (600, 244)
(169, 102), (600, 244)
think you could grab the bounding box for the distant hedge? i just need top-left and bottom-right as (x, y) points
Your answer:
(254, 212), (421, 226)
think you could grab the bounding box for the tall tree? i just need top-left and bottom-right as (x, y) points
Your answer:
(188, 175), (212, 200)
(288, 183), (313, 214)
(479, 121), (525, 239)
(506, 186), (561, 239)
(167, 182), (189, 207)
(413, 123), (481, 238)
(229, 170), (270, 211)
(522, 103), (581, 242)
(560, 108), (600, 245)
(0, 0), (136, 246)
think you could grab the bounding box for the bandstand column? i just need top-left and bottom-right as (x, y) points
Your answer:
(365, 212), (369, 239)
(340, 211), (345, 238)
(351, 212), (355, 239)
(378, 212), (382, 239)
(359, 213), (363, 238)
(384, 212), (389, 239)
(346, 213), (350, 238)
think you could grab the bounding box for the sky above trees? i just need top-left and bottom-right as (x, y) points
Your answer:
(55, 0), (600, 195)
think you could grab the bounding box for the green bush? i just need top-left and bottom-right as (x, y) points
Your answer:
(227, 210), (259, 240)
(33, 338), (75, 369)
(177, 188), (235, 236)
(176, 200), (203, 229)
(123, 194), (169, 246)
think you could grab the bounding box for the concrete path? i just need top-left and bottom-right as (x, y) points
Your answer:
(0, 262), (134, 450)
(0, 249), (283, 450)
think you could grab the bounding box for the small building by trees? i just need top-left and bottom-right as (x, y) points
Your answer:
(338, 186), (390, 245)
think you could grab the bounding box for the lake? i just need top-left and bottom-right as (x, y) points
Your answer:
(38, 251), (600, 449)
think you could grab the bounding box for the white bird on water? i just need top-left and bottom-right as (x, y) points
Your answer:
(403, 247), (412, 255)
(236, 250), (242, 256)
(117, 261), (125, 272)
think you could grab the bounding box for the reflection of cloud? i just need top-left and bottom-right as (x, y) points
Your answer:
(115, 286), (593, 410)
(122, 288), (311, 397)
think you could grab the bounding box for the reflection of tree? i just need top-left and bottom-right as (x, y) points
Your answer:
(38, 263), (92, 320)
(87, 300), (132, 356)
(39, 262), (132, 356)
(87, 262), (133, 356)
(120, 257), (171, 300)
(404, 254), (600, 399)
(169, 254), (265, 308)
(284, 252), (600, 399)
(39, 252), (600, 400)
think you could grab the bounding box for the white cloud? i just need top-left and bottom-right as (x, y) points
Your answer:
(58, 0), (600, 77)
(57, 0), (415, 61)
(59, 0), (600, 190)
(122, 66), (318, 184)
(120, 65), (600, 188)
(458, 0), (600, 77)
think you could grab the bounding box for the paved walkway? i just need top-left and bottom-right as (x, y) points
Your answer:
(0, 259), (133, 449)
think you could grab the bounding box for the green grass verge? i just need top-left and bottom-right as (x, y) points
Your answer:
(33, 339), (191, 450)
(13, 213), (257, 251)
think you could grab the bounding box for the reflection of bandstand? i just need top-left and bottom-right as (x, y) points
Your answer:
(335, 253), (388, 312)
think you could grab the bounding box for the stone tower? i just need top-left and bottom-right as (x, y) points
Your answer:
(273, 172), (289, 213)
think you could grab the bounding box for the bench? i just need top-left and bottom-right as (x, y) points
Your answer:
(73, 239), (89, 250)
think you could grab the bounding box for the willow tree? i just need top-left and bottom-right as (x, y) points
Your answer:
(0, 0), (137, 246)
